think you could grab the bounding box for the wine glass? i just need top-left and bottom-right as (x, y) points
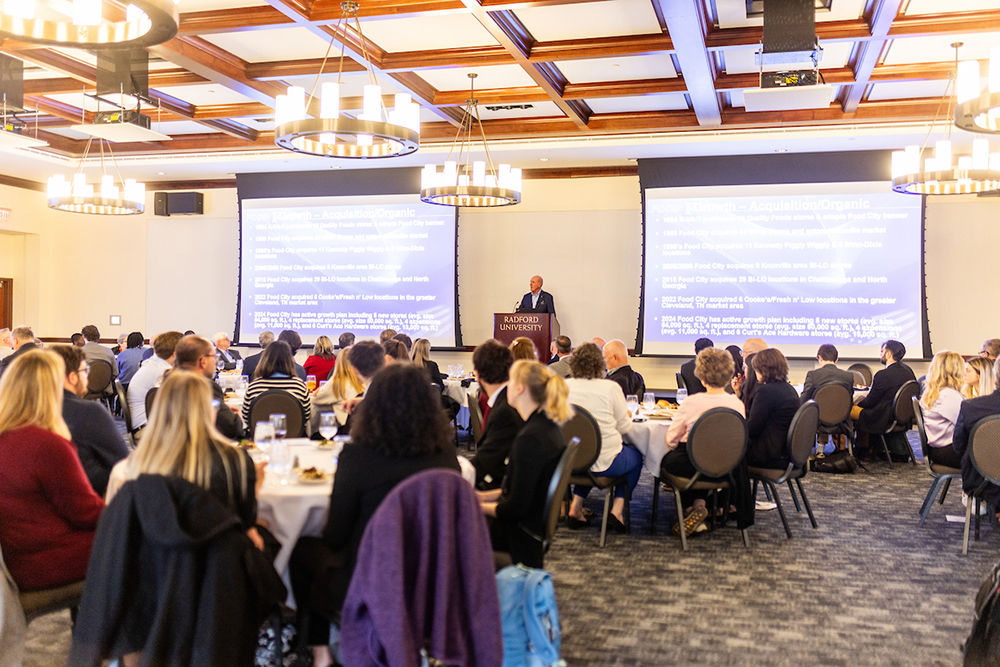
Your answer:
(676, 387), (688, 406)
(238, 375), (249, 396)
(269, 438), (292, 485)
(319, 412), (337, 441)
(253, 421), (275, 456)
(306, 374), (317, 392)
(642, 392), (656, 413)
(625, 394), (639, 416)
(270, 413), (287, 440)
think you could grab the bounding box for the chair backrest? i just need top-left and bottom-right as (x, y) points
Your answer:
(812, 383), (852, 427)
(851, 370), (866, 389)
(467, 391), (484, 441)
(540, 438), (580, 552)
(676, 372), (685, 390)
(248, 389), (305, 437)
(145, 386), (158, 422)
(561, 405), (600, 474)
(114, 380), (135, 445)
(969, 416), (1000, 486)
(85, 359), (113, 398)
(911, 396), (929, 459)
(0, 539), (27, 664)
(786, 400), (820, 468)
(848, 363), (873, 387)
(891, 380), (920, 426)
(686, 407), (747, 478)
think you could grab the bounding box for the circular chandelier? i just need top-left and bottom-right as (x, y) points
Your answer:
(273, 1), (420, 160)
(419, 73), (522, 207)
(891, 42), (1000, 196)
(47, 138), (145, 215)
(955, 48), (1000, 134)
(0, 0), (179, 49)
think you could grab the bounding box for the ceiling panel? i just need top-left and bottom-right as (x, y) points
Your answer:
(476, 100), (565, 119)
(587, 94), (689, 113)
(866, 79), (951, 101)
(151, 83), (260, 105)
(556, 54), (677, 84)
(46, 92), (146, 112)
(722, 41), (853, 74)
(151, 120), (223, 135)
(177, 0), (269, 9)
(715, 0), (865, 28)
(416, 65), (537, 91)
(202, 27), (336, 63)
(514, 0), (662, 42)
(903, 0), (1000, 13)
(357, 14), (499, 51)
(278, 72), (404, 99)
(882, 32), (1000, 64)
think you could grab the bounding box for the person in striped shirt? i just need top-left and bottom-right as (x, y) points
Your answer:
(241, 340), (311, 430)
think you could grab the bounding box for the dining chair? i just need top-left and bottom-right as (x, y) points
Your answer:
(848, 363), (873, 388)
(813, 383), (854, 456)
(911, 396), (961, 527)
(248, 390), (306, 438)
(467, 390), (484, 446)
(749, 401), (820, 539)
(963, 416), (1000, 555)
(84, 359), (114, 408)
(114, 379), (138, 448)
(877, 380), (920, 467)
(144, 386), (158, 423)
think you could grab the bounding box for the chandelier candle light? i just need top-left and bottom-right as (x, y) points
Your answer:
(420, 73), (522, 207)
(0, 0), (178, 49)
(273, 1), (420, 159)
(956, 47), (1000, 134)
(47, 138), (145, 215)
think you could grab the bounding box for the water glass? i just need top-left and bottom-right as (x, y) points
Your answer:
(676, 387), (688, 405)
(625, 394), (639, 416)
(253, 421), (275, 455)
(319, 412), (337, 440)
(238, 375), (249, 395)
(269, 439), (292, 484)
(270, 413), (287, 440)
(642, 392), (656, 413)
(306, 374), (317, 392)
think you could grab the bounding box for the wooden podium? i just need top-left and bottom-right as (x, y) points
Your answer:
(493, 312), (560, 362)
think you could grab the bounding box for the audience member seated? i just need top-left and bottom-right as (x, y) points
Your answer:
(851, 339), (917, 457)
(170, 335), (244, 440)
(0, 327), (12, 359)
(0, 326), (37, 379)
(565, 342), (641, 533)
(127, 330), (182, 430)
(242, 340), (311, 432)
(982, 338), (1000, 361)
(51, 345), (129, 497)
(213, 332), (242, 371)
(116, 331), (152, 387)
(411, 337), (443, 390)
(799, 343), (855, 402)
(548, 335), (573, 377)
(312, 348), (365, 430)
(920, 350), (965, 469)
(662, 347), (744, 535)
(278, 330), (308, 380)
(963, 356), (995, 399)
(392, 333), (413, 352)
(479, 359), (569, 567)
(378, 328), (397, 344)
(725, 345), (743, 394)
(746, 348), (799, 469)
(289, 363), (460, 667)
(337, 341), (387, 435)
(240, 330), (275, 381)
(734, 337), (768, 406)
(0, 349), (105, 591)
(952, 358), (1000, 517)
(337, 332), (355, 350)
(471, 340), (523, 490)
(80, 324), (118, 378)
(604, 339), (645, 397)
(111, 333), (127, 357)
(70, 332), (85, 348)
(510, 336), (537, 362)
(304, 335), (337, 381)
(680, 337), (713, 395)
(382, 338), (409, 363)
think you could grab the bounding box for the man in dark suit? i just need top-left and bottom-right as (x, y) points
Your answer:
(213, 332), (242, 371)
(852, 339), (917, 457)
(278, 329), (308, 380)
(603, 339), (645, 397)
(50, 344), (129, 497)
(0, 326), (37, 379)
(517, 275), (555, 315)
(241, 330), (274, 380)
(679, 337), (713, 395)
(952, 363), (1000, 509)
(470, 340), (523, 490)
(174, 335), (244, 440)
(800, 343), (855, 402)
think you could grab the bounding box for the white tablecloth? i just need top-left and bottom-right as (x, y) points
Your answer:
(624, 419), (672, 478)
(443, 379), (478, 429)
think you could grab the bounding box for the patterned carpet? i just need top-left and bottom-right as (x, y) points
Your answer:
(22, 435), (999, 666)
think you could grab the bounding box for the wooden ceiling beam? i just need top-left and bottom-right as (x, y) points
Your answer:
(528, 33), (672, 62)
(660, 0), (720, 126)
(179, 6), (296, 35)
(23, 69), (207, 96)
(246, 57), (366, 80)
(23, 95), (90, 124)
(563, 77), (686, 99)
(194, 102), (274, 119)
(842, 0), (904, 113)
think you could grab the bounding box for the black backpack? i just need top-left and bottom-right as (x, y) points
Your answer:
(809, 449), (859, 474)
(964, 559), (1000, 665)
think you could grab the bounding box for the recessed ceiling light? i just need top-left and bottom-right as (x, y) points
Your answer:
(539, 157), (549, 162)
(774, 148), (788, 153)
(157, 171), (165, 175)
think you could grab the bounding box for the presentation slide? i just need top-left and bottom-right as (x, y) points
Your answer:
(642, 182), (924, 358)
(239, 195), (457, 347)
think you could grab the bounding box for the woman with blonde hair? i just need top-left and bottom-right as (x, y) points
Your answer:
(304, 335), (337, 382)
(312, 347), (365, 429)
(0, 349), (104, 591)
(480, 360), (570, 567)
(963, 356), (995, 400)
(921, 350), (966, 469)
(509, 337), (537, 361)
(411, 337), (443, 390)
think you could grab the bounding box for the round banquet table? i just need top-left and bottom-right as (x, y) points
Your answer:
(443, 378), (478, 429)
(623, 418), (673, 478)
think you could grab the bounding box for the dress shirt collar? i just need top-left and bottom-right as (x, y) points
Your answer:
(487, 382), (507, 407)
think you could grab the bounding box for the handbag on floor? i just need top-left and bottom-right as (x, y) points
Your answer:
(809, 449), (859, 474)
(497, 564), (565, 667)
(964, 558), (1000, 666)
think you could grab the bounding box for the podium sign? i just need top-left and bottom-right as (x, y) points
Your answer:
(492, 313), (560, 362)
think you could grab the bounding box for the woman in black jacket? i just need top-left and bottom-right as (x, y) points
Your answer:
(746, 348), (799, 469)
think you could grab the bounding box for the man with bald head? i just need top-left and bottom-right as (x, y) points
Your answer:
(735, 337), (768, 406)
(517, 274), (555, 315)
(604, 339), (645, 397)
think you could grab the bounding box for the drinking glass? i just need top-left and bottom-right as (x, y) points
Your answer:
(270, 413), (287, 440)
(642, 392), (656, 413)
(306, 374), (317, 392)
(676, 387), (688, 405)
(269, 438), (292, 484)
(238, 375), (249, 395)
(319, 412), (337, 440)
(625, 394), (639, 416)
(253, 421), (275, 456)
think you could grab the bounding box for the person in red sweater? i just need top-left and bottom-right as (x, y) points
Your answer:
(303, 336), (337, 383)
(0, 349), (104, 591)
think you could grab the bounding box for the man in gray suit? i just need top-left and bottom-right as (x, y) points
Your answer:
(548, 335), (573, 378)
(799, 343), (855, 403)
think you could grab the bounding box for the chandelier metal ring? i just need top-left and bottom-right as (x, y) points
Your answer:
(419, 185), (521, 207)
(274, 117), (419, 159)
(955, 94), (1000, 134)
(47, 194), (145, 215)
(0, 0), (179, 49)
